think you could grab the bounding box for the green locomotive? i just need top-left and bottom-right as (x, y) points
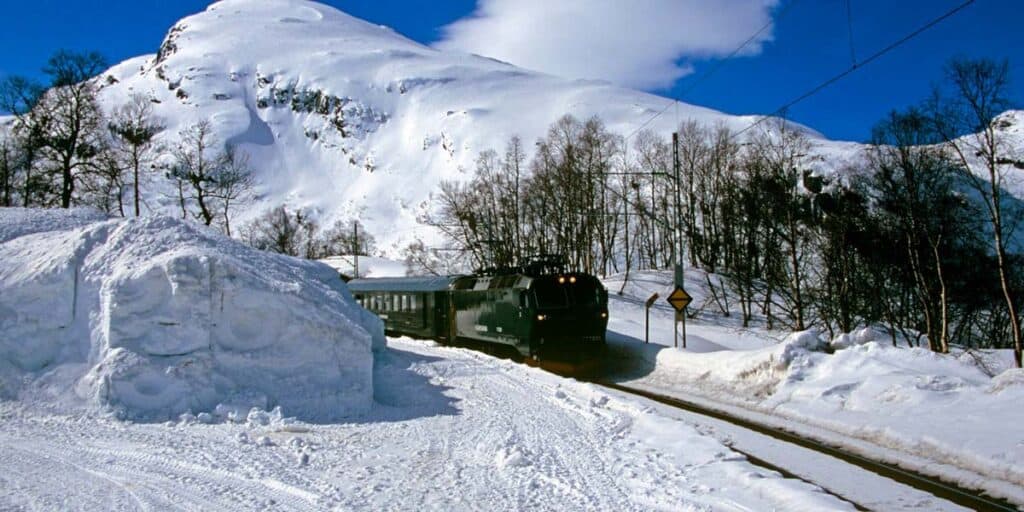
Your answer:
(347, 256), (608, 361)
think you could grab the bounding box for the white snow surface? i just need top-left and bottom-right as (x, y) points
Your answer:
(318, 254), (408, 278)
(0, 337), (855, 511)
(0, 208), (383, 422)
(604, 269), (1024, 506)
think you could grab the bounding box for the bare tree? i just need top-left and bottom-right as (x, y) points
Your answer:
(108, 94), (164, 216)
(170, 121), (219, 225)
(214, 148), (254, 237)
(0, 75), (49, 206)
(0, 129), (15, 206)
(35, 50), (108, 208)
(929, 57), (1022, 367)
(169, 121), (253, 231)
(240, 205), (313, 257)
(319, 219), (377, 257)
(864, 108), (970, 352)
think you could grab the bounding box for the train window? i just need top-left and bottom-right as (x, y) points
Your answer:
(401, 295), (409, 312)
(533, 280), (568, 309)
(519, 291), (528, 308)
(571, 283), (600, 307)
(410, 294), (418, 310)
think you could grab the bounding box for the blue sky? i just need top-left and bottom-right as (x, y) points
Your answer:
(1, 0), (1020, 142)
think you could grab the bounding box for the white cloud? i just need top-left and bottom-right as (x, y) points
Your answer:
(435, 0), (779, 90)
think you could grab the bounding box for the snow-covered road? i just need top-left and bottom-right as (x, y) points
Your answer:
(0, 338), (852, 511)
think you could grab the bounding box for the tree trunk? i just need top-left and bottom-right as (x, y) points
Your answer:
(991, 196), (1022, 367)
(932, 239), (950, 353)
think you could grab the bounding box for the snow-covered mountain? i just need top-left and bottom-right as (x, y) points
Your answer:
(91, 0), (848, 250)
(93, 0), (1018, 253)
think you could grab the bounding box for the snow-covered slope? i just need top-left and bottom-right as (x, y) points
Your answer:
(603, 269), (1024, 506)
(90, 0), (1024, 255)
(94, 0), (865, 252)
(0, 208), (383, 421)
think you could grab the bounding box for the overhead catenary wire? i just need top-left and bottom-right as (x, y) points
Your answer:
(623, 0), (804, 142)
(731, 0), (976, 141)
(581, 0), (979, 263)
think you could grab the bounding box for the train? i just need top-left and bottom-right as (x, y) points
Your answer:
(346, 255), (609, 362)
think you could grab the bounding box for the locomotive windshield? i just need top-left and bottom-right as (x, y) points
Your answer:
(533, 280), (569, 309)
(570, 282), (602, 307)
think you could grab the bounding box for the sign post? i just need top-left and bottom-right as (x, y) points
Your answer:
(666, 286), (692, 349)
(644, 293), (659, 344)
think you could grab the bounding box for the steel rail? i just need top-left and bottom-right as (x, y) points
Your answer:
(591, 380), (1020, 512)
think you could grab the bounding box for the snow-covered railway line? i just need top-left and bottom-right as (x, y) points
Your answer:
(592, 381), (1019, 512)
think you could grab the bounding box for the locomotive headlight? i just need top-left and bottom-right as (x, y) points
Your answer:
(601, 312), (608, 318)
(537, 314), (547, 321)
(558, 276), (566, 284)
(569, 276), (577, 283)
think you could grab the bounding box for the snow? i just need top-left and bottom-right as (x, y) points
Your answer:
(0, 212), (865, 510)
(0, 337), (856, 511)
(90, 0), (870, 253)
(2, 219), (1019, 509)
(318, 254), (408, 278)
(0, 208), (383, 422)
(603, 268), (1024, 506)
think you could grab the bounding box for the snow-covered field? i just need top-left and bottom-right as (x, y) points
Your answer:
(603, 269), (1024, 506)
(0, 338), (857, 511)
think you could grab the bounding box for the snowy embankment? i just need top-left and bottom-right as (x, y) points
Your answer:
(604, 270), (1024, 505)
(0, 208), (383, 422)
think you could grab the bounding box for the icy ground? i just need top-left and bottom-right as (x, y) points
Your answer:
(0, 337), (854, 511)
(602, 269), (1024, 507)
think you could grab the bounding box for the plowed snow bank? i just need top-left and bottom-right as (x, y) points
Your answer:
(0, 208), (382, 422)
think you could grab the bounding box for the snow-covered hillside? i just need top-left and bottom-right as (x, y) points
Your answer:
(93, 0), (868, 252)
(602, 268), (1024, 506)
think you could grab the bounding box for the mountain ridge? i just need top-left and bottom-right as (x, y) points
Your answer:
(72, 0), (1007, 252)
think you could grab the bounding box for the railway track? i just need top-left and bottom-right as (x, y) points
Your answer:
(591, 380), (1021, 512)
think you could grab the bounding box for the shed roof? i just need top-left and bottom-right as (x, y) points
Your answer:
(347, 276), (462, 293)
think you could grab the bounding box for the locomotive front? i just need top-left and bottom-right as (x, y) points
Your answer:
(526, 271), (608, 360)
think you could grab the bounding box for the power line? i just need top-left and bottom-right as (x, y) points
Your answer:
(624, 0), (803, 142)
(732, 0), (976, 141)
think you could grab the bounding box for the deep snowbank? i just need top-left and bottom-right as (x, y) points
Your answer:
(608, 328), (1024, 502)
(0, 208), (383, 421)
(603, 268), (1024, 504)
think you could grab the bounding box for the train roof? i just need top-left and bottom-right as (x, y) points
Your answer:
(346, 276), (463, 293)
